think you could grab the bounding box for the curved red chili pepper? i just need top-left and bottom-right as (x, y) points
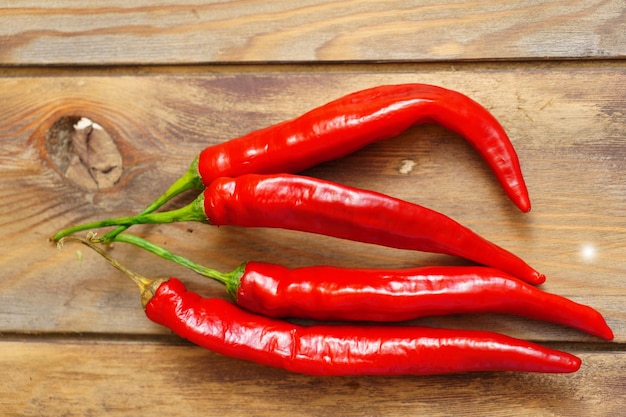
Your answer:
(50, 174), (544, 284)
(100, 84), (530, 244)
(196, 84), (530, 212)
(107, 233), (613, 341)
(146, 278), (580, 376)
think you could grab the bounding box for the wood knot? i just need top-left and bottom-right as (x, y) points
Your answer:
(46, 116), (123, 190)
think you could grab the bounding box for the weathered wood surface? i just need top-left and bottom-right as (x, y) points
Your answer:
(1, 63), (625, 415)
(1, 1), (625, 415)
(2, 63), (625, 338)
(0, 0), (625, 65)
(1, 340), (624, 417)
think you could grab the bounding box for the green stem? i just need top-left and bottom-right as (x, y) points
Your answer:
(112, 233), (243, 300)
(100, 158), (204, 243)
(51, 193), (207, 241)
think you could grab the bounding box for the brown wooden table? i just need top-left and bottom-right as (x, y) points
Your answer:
(1, 2), (624, 416)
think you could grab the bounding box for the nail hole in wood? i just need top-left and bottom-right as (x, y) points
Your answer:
(45, 116), (123, 190)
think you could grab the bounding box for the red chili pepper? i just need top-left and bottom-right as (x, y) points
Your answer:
(149, 279), (581, 376)
(110, 233), (614, 341)
(195, 84), (530, 211)
(101, 84), (530, 243)
(62, 238), (581, 376)
(51, 174), (544, 284)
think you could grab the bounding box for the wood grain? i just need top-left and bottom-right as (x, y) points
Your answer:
(1, 62), (624, 341)
(1, 339), (623, 417)
(0, 0), (624, 65)
(2, 1), (625, 414)
(1, 61), (625, 416)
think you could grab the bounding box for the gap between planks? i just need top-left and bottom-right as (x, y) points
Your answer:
(0, 58), (625, 78)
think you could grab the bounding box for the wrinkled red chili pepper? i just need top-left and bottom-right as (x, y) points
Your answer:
(110, 233), (614, 341)
(102, 83), (530, 243)
(149, 279), (581, 375)
(61, 237), (581, 376)
(51, 174), (544, 284)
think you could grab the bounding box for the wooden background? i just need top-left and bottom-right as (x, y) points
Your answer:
(1, 1), (625, 416)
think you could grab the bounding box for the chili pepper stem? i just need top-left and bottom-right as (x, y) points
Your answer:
(51, 194), (207, 242)
(57, 234), (166, 308)
(111, 233), (244, 299)
(98, 158), (203, 244)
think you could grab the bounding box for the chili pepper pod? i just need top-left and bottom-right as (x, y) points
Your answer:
(101, 83), (530, 243)
(60, 237), (581, 376)
(110, 233), (614, 341)
(150, 280), (581, 376)
(195, 84), (531, 212)
(235, 263), (613, 341)
(51, 174), (545, 285)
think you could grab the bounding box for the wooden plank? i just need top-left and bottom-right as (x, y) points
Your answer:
(0, 0), (624, 65)
(0, 63), (624, 344)
(0, 339), (623, 417)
